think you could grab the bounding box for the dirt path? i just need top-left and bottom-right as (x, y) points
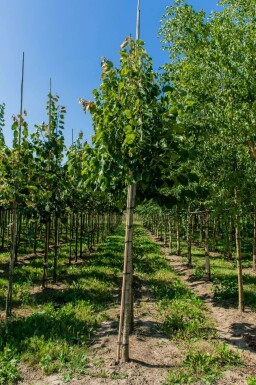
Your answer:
(21, 285), (179, 385)
(161, 246), (256, 381)
(164, 251), (256, 350)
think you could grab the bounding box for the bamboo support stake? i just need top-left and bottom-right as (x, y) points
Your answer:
(116, 183), (136, 362)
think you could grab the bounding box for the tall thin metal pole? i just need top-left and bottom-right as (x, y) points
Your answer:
(19, 52), (25, 145)
(49, 78), (52, 131)
(136, 0), (141, 41)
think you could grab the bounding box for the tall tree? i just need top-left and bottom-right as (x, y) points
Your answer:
(80, 36), (178, 362)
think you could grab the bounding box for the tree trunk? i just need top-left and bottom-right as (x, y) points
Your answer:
(187, 206), (192, 265)
(6, 205), (17, 317)
(116, 183), (136, 363)
(228, 218), (233, 260)
(163, 216), (167, 246)
(168, 217), (172, 252)
(236, 213), (244, 313)
(80, 212), (84, 258)
(1, 208), (6, 250)
(205, 209), (211, 281)
(75, 213), (79, 262)
(33, 220), (38, 255)
(253, 207), (256, 271)
(176, 210), (181, 256)
(53, 215), (58, 283)
(212, 218), (216, 252)
(14, 212), (22, 262)
(199, 213), (203, 248)
(42, 221), (50, 288)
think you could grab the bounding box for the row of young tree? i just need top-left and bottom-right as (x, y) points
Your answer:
(78, 0), (256, 362)
(0, 94), (123, 318)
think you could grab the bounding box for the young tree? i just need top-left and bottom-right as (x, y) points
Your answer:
(81, 37), (178, 362)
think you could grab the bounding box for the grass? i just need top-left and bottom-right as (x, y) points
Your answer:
(0, 347), (20, 385)
(131, 225), (242, 385)
(189, 243), (256, 308)
(164, 343), (241, 385)
(0, 222), (248, 384)
(0, 225), (125, 382)
(165, 230), (256, 309)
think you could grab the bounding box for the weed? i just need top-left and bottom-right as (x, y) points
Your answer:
(165, 370), (194, 384)
(247, 377), (256, 385)
(110, 372), (128, 379)
(192, 265), (205, 279)
(91, 370), (108, 378)
(160, 297), (215, 340)
(0, 346), (20, 385)
(62, 373), (73, 383)
(212, 277), (238, 300)
(216, 343), (241, 366)
(165, 345), (241, 385)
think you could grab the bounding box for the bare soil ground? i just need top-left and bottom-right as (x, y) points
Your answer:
(20, 284), (180, 385)
(20, 237), (256, 385)
(163, 247), (256, 384)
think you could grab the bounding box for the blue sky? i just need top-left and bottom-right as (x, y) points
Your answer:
(0, 0), (221, 148)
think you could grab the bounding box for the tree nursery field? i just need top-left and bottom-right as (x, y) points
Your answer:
(1, 0), (256, 384)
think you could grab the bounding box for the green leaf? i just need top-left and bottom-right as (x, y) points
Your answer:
(125, 110), (132, 119)
(118, 82), (125, 92)
(163, 85), (174, 93)
(124, 133), (136, 145)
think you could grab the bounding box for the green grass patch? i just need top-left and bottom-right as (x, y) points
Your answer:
(132, 225), (243, 385)
(0, 225), (125, 383)
(247, 377), (256, 385)
(164, 344), (241, 385)
(0, 222), (246, 384)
